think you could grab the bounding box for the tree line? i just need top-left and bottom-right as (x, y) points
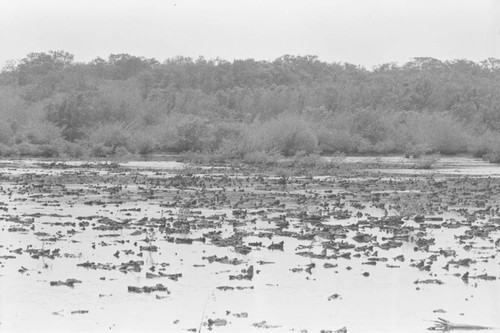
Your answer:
(1, 51), (500, 160)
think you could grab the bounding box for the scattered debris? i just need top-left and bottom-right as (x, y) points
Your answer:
(428, 317), (493, 331)
(127, 284), (170, 294)
(253, 320), (280, 329)
(327, 293), (342, 301)
(50, 279), (82, 287)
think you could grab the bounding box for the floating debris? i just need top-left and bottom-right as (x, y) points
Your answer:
(428, 317), (494, 331)
(71, 310), (89, 315)
(327, 293), (342, 301)
(253, 320), (280, 329)
(50, 278), (82, 287)
(127, 284), (170, 294)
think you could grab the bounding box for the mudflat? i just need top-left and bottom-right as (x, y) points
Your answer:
(0, 157), (499, 332)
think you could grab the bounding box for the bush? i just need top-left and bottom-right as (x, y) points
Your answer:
(317, 129), (362, 154)
(86, 123), (132, 154)
(63, 141), (90, 158)
(0, 121), (14, 145)
(90, 143), (113, 157)
(250, 113), (318, 156)
(316, 109), (400, 154)
(426, 118), (469, 154)
(156, 115), (209, 153)
(358, 138), (397, 154)
(485, 151), (500, 163)
(16, 142), (42, 156)
(38, 144), (62, 157)
(23, 121), (63, 145)
(351, 108), (393, 145)
(468, 131), (500, 158)
(406, 113), (469, 155)
(480, 135), (500, 163)
(0, 143), (16, 157)
(216, 137), (246, 159)
(207, 122), (243, 152)
(114, 146), (130, 157)
(132, 134), (157, 155)
(174, 118), (208, 152)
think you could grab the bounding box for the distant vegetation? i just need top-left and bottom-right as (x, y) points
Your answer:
(1, 51), (500, 161)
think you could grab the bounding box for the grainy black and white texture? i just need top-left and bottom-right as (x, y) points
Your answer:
(0, 1), (499, 332)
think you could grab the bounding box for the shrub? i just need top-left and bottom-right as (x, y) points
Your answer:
(16, 142), (42, 156)
(0, 121), (14, 145)
(63, 141), (90, 158)
(38, 144), (62, 157)
(351, 108), (393, 145)
(114, 146), (130, 157)
(250, 113), (318, 156)
(426, 119), (469, 154)
(468, 131), (500, 158)
(22, 121), (63, 145)
(174, 118), (208, 152)
(358, 138), (397, 154)
(315, 109), (401, 154)
(207, 122), (244, 152)
(317, 128), (362, 154)
(215, 138), (248, 159)
(485, 151), (500, 163)
(406, 113), (469, 155)
(157, 115), (209, 153)
(0, 143), (16, 157)
(86, 123), (132, 154)
(90, 143), (113, 157)
(132, 134), (157, 155)
(481, 135), (500, 163)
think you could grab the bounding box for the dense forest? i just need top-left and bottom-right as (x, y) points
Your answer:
(1, 51), (500, 161)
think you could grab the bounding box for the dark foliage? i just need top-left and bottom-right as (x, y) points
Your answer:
(1, 51), (500, 158)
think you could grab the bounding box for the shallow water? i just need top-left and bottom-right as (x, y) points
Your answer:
(1, 157), (499, 333)
(343, 155), (500, 177)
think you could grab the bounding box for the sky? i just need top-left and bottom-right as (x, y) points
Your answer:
(0, 0), (499, 69)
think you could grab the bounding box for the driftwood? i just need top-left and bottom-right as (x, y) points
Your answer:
(428, 317), (494, 331)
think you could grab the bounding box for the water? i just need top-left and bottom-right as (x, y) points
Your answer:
(341, 155), (500, 177)
(1, 156), (499, 332)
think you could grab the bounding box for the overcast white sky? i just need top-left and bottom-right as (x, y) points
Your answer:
(0, 0), (499, 68)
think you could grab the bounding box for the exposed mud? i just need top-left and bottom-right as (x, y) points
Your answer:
(0, 157), (499, 332)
